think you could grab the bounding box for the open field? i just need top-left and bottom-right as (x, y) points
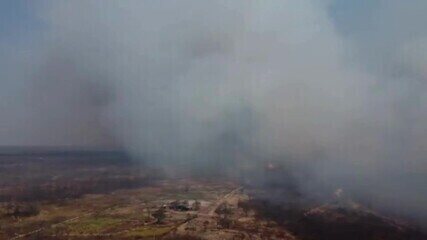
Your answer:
(1, 177), (237, 239)
(0, 152), (425, 240)
(0, 151), (247, 239)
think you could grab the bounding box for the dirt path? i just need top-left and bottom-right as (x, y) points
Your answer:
(174, 187), (243, 234)
(207, 187), (242, 216)
(9, 212), (92, 240)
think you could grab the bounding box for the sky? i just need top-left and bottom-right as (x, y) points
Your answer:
(1, 0), (427, 224)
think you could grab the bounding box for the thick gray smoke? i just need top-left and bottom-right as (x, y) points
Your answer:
(1, 0), (426, 225)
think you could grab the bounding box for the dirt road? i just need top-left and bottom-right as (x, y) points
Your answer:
(207, 187), (243, 216)
(175, 187), (243, 235)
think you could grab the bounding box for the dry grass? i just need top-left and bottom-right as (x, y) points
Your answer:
(125, 225), (175, 238)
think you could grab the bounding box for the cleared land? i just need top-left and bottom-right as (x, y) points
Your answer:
(1, 177), (239, 239)
(0, 151), (425, 240)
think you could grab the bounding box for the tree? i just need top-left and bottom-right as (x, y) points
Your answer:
(192, 200), (201, 211)
(5, 202), (40, 217)
(215, 203), (231, 215)
(203, 220), (210, 231)
(216, 203), (232, 229)
(183, 184), (190, 193)
(186, 213), (193, 221)
(218, 215), (232, 229)
(238, 200), (250, 216)
(152, 207), (166, 224)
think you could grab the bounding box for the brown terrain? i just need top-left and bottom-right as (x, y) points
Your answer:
(0, 151), (425, 240)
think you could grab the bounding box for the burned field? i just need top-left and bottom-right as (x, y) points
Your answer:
(240, 194), (426, 240)
(0, 152), (425, 240)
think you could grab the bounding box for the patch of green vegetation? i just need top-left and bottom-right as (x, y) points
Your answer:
(125, 226), (174, 238)
(67, 216), (122, 234)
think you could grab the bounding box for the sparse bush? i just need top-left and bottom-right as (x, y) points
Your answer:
(238, 200), (250, 216)
(4, 202), (40, 217)
(218, 216), (232, 229)
(152, 207), (166, 224)
(192, 200), (201, 211)
(215, 203), (232, 215)
(203, 220), (210, 231)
